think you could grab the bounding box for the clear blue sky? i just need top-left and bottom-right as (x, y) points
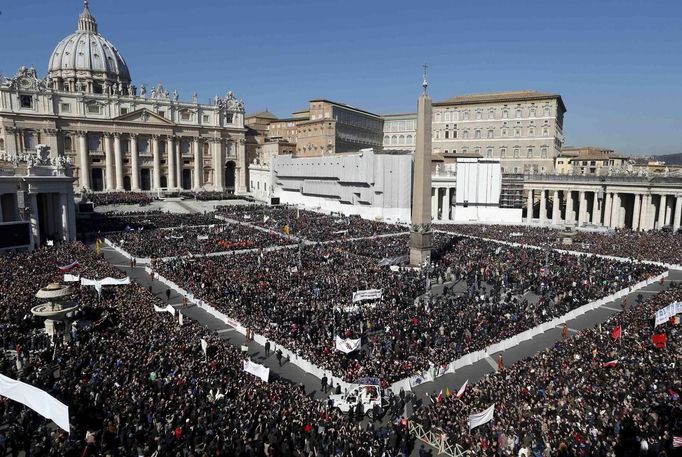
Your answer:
(1, 0), (680, 155)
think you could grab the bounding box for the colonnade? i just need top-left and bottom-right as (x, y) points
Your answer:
(431, 186), (456, 221)
(526, 187), (682, 231)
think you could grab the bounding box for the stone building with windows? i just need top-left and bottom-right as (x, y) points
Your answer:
(431, 91), (566, 173)
(0, 1), (248, 193)
(555, 146), (628, 175)
(382, 113), (416, 152)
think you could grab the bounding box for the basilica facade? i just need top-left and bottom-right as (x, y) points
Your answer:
(0, 1), (248, 193)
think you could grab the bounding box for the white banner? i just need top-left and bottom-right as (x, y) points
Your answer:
(469, 404), (495, 430)
(335, 336), (361, 353)
(81, 277), (130, 296)
(178, 312), (184, 326)
(352, 289), (383, 303)
(63, 274), (80, 282)
(153, 304), (176, 316)
(243, 360), (270, 382)
(197, 235), (209, 241)
(408, 371), (434, 388)
(0, 373), (70, 433)
(655, 301), (682, 327)
(200, 338), (208, 355)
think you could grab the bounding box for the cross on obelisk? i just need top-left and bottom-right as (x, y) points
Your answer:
(409, 65), (433, 266)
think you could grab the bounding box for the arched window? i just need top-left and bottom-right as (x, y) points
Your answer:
(406, 135), (413, 144)
(384, 135), (390, 144)
(398, 135), (405, 144)
(391, 135), (398, 145)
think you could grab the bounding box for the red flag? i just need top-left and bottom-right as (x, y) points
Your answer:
(58, 261), (80, 272)
(611, 325), (622, 341)
(437, 390), (444, 403)
(601, 360), (618, 368)
(652, 333), (667, 349)
(456, 379), (468, 399)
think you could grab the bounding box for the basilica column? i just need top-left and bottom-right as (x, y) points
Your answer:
(591, 191), (600, 225)
(526, 189), (533, 223)
(78, 132), (90, 190)
(114, 133), (124, 190)
(193, 137), (202, 190)
(152, 135), (161, 190)
(237, 138), (247, 193)
(59, 192), (69, 241)
(212, 138), (224, 190)
(130, 134), (140, 191)
(657, 194), (667, 229)
(29, 193), (40, 249)
(552, 190), (560, 225)
(632, 193), (641, 231)
(167, 136), (176, 189)
(175, 140), (182, 190)
(566, 191), (575, 224)
(539, 189), (547, 223)
(103, 133), (114, 191)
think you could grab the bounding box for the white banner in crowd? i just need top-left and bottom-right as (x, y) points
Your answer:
(335, 336), (361, 353)
(80, 277), (130, 296)
(655, 301), (682, 327)
(200, 338), (208, 355)
(352, 289), (383, 303)
(63, 274), (80, 282)
(178, 312), (184, 326)
(153, 304), (176, 316)
(197, 235), (209, 241)
(0, 373), (70, 433)
(469, 404), (495, 430)
(408, 371), (434, 388)
(243, 360), (270, 382)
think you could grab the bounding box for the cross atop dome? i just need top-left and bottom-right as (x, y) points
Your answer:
(78, 0), (98, 33)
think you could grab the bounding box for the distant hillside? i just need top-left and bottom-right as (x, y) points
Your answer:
(652, 153), (682, 165)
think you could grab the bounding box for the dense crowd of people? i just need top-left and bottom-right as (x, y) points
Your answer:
(155, 234), (663, 383)
(414, 283), (682, 457)
(86, 192), (154, 207)
(179, 191), (251, 202)
(441, 224), (682, 265)
(108, 222), (293, 258)
(0, 243), (412, 456)
(77, 211), (219, 237)
(217, 205), (408, 241)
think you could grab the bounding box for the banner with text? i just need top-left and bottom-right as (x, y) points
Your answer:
(243, 360), (270, 382)
(335, 336), (361, 353)
(352, 289), (383, 303)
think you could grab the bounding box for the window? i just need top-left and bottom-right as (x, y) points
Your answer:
(502, 128), (508, 137)
(445, 131), (449, 139)
(463, 111), (469, 120)
(137, 138), (149, 153)
(20, 95), (33, 108)
(514, 128), (521, 137)
(203, 115), (210, 123)
(23, 131), (35, 150)
(87, 104), (101, 114)
(474, 129), (481, 139)
(226, 114), (233, 123)
(500, 148), (506, 158)
(121, 108), (129, 115)
(544, 107), (551, 116)
(181, 111), (191, 121)
(399, 135), (405, 144)
(64, 136), (72, 151)
(542, 128), (549, 136)
(541, 147), (548, 158)
(475, 111), (482, 120)
(528, 128), (535, 136)
(530, 108), (536, 117)
(527, 147), (533, 158)
(462, 131), (469, 139)
(444, 112), (451, 122)
(158, 111), (166, 118)
(486, 147), (493, 157)
(474, 147), (480, 155)
(502, 109), (509, 119)
(513, 148), (520, 158)
(488, 110), (495, 119)
(487, 129), (494, 139)
(515, 109), (522, 118)
(88, 134), (101, 151)
(406, 135), (413, 144)
(384, 135), (390, 144)
(60, 103), (71, 113)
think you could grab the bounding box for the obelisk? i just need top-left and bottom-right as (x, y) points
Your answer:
(410, 66), (433, 266)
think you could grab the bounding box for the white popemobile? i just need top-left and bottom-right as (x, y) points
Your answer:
(329, 378), (388, 418)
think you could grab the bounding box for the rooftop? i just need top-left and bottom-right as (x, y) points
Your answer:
(434, 90), (566, 112)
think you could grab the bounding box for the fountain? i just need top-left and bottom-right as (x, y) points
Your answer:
(31, 283), (80, 342)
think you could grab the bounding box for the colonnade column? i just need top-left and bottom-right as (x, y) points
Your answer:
(167, 136), (176, 189)
(539, 189), (547, 223)
(632, 193), (642, 231)
(130, 134), (140, 191)
(552, 190), (560, 225)
(175, 140), (182, 190)
(674, 195), (682, 232)
(640, 194), (651, 231)
(526, 189), (533, 223)
(591, 191), (600, 225)
(657, 194), (667, 229)
(193, 137), (202, 190)
(441, 188), (449, 220)
(604, 193), (613, 227)
(78, 132), (90, 190)
(152, 135), (161, 190)
(566, 191), (575, 224)
(113, 133), (124, 190)
(613, 193), (623, 228)
(103, 133), (114, 191)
